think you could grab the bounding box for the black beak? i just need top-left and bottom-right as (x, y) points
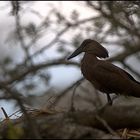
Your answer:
(67, 46), (83, 60)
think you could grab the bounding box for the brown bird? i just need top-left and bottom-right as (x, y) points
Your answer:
(67, 39), (140, 105)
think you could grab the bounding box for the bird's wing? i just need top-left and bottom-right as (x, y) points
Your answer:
(122, 69), (140, 84)
(97, 61), (140, 84)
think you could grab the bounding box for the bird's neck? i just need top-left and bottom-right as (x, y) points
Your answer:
(82, 53), (98, 64)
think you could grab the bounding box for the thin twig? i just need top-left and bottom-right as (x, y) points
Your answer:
(9, 109), (22, 118)
(96, 95), (118, 112)
(1, 107), (9, 119)
(95, 115), (119, 137)
(122, 128), (128, 139)
(70, 80), (82, 111)
(122, 61), (140, 79)
(0, 60), (80, 86)
(49, 77), (85, 109)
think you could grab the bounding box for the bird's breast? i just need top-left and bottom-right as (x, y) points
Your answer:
(81, 57), (101, 90)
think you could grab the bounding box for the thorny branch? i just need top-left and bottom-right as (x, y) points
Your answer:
(70, 79), (82, 111)
(48, 77), (85, 109)
(86, 1), (140, 37)
(0, 84), (41, 138)
(27, 15), (100, 62)
(13, 1), (32, 65)
(0, 59), (80, 85)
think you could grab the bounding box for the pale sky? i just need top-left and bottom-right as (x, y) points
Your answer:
(0, 1), (99, 89)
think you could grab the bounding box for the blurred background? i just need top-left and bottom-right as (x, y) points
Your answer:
(0, 1), (140, 119)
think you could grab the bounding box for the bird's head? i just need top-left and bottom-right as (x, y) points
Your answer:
(67, 39), (109, 60)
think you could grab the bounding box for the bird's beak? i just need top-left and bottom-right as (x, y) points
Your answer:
(67, 46), (83, 60)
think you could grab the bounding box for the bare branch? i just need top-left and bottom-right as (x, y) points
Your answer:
(0, 59), (80, 85)
(0, 84), (41, 138)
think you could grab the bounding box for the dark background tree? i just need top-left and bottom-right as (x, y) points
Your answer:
(0, 1), (140, 139)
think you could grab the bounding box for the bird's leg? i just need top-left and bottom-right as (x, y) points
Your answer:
(106, 93), (112, 105)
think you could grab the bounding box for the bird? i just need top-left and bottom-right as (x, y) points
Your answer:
(67, 39), (140, 105)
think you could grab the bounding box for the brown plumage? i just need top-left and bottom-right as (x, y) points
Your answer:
(67, 39), (140, 104)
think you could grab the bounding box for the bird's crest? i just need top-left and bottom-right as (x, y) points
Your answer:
(81, 39), (109, 58)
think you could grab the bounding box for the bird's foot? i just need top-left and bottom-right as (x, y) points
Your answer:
(106, 93), (113, 105)
(108, 100), (113, 105)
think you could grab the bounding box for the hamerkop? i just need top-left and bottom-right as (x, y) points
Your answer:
(67, 39), (140, 104)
